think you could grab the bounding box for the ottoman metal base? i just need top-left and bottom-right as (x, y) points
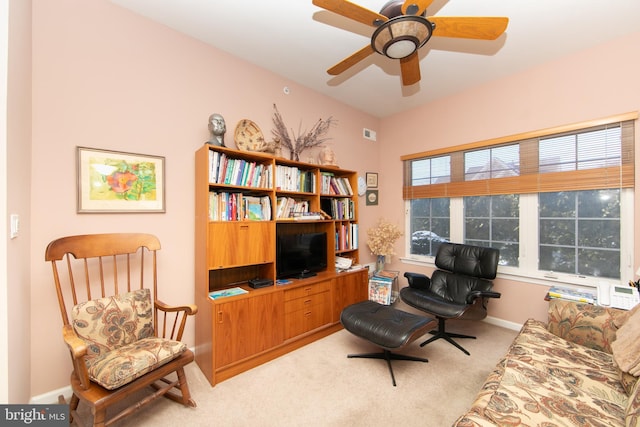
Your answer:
(341, 300), (436, 386)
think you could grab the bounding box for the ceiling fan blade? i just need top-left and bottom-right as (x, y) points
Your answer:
(401, 0), (434, 16)
(400, 52), (421, 86)
(327, 45), (375, 75)
(429, 17), (509, 40)
(312, 0), (388, 27)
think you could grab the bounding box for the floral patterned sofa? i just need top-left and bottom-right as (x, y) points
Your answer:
(454, 299), (640, 427)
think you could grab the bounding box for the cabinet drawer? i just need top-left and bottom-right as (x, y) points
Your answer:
(283, 280), (331, 301)
(284, 290), (329, 314)
(208, 221), (275, 268)
(284, 291), (332, 339)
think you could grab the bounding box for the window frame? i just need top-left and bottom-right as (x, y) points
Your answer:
(401, 113), (637, 288)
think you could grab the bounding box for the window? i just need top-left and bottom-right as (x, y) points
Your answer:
(464, 195), (519, 266)
(409, 198), (450, 257)
(411, 155), (450, 185)
(539, 189), (621, 278)
(402, 113), (636, 282)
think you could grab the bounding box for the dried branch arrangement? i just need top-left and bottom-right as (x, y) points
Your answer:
(271, 103), (337, 161)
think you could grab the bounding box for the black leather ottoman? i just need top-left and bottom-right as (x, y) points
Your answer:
(340, 300), (436, 386)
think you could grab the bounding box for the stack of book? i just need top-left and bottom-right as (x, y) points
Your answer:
(546, 286), (596, 304)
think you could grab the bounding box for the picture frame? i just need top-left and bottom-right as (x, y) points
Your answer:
(366, 172), (378, 188)
(76, 146), (166, 213)
(366, 189), (379, 206)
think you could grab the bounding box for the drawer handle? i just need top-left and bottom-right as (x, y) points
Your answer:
(304, 287), (312, 295)
(217, 311), (223, 323)
(304, 299), (312, 305)
(304, 311), (312, 317)
(239, 225), (249, 230)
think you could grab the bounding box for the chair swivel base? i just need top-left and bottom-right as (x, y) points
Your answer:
(347, 349), (429, 387)
(419, 317), (475, 356)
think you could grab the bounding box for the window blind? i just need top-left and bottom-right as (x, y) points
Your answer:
(402, 112), (637, 200)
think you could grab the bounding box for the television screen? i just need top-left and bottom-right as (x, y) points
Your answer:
(276, 232), (327, 279)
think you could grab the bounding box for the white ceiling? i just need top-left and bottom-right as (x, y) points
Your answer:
(110, 0), (640, 118)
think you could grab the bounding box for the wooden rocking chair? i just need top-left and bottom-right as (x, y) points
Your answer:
(45, 233), (198, 427)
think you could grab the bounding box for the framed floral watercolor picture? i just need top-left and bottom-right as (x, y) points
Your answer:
(76, 146), (166, 213)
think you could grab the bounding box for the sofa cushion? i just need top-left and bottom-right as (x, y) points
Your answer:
(613, 302), (640, 328)
(626, 380), (640, 427)
(612, 307), (640, 376)
(71, 289), (155, 362)
(459, 319), (627, 426)
(547, 299), (618, 353)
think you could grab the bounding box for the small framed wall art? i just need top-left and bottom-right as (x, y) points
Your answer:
(366, 172), (378, 188)
(366, 189), (378, 206)
(76, 146), (166, 213)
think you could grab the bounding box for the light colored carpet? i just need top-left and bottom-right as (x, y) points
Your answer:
(82, 315), (518, 427)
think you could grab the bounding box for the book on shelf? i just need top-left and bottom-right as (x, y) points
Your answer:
(547, 286), (596, 304)
(209, 192), (272, 221)
(275, 165), (316, 193)
(320, 197), (354, 220)
(275, 197), (310, 219)
(208, 151), (272, 188)
(209, 287), (248, 300)
(334, 223), (358, 251)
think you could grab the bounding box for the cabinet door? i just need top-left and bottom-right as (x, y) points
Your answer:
(208, 222), (275, 268)
(333, 269), (368, 322)
(215, 292), (284, 367)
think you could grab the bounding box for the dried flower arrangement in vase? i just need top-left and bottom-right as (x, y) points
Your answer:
(367, 218), (403, 272)
(271, 103), (337, 161)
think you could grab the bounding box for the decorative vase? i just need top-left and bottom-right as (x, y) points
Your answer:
(376, 255), (386, 273)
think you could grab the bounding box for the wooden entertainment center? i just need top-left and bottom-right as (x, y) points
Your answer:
(194, 144), (368, 386)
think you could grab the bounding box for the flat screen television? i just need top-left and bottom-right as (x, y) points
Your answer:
(276, 232), (328, 279)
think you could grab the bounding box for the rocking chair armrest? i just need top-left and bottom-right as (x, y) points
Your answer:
(154, 299), (198, 316)
(466, 290), (501, 304)
(62, 324), (87, 359)
(62, 324), (92, 389)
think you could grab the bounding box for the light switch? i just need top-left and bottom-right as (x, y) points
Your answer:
(10, 214), (19, 239)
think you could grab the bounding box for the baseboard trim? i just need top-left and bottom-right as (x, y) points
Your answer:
(483, 315), (522, 331)
(29, 385), (72, 405)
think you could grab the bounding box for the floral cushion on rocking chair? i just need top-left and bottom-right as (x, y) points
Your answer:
(71, 289), (186, 390)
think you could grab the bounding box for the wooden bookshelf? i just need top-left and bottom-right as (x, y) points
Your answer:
(194, 144), (368, 386)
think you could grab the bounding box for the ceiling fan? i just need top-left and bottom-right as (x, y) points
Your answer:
(312, 0), (509, 86)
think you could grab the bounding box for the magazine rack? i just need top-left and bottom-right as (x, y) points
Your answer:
(368, 270), (399, 305)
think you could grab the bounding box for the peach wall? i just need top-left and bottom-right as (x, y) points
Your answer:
(26, 0), (640, 399)
(6, 0), (32, 404)
(378, 31), (640, 325)
(30, 0), (380, 396)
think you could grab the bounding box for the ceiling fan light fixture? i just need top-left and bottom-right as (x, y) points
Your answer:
(371, 15), (432, 59)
